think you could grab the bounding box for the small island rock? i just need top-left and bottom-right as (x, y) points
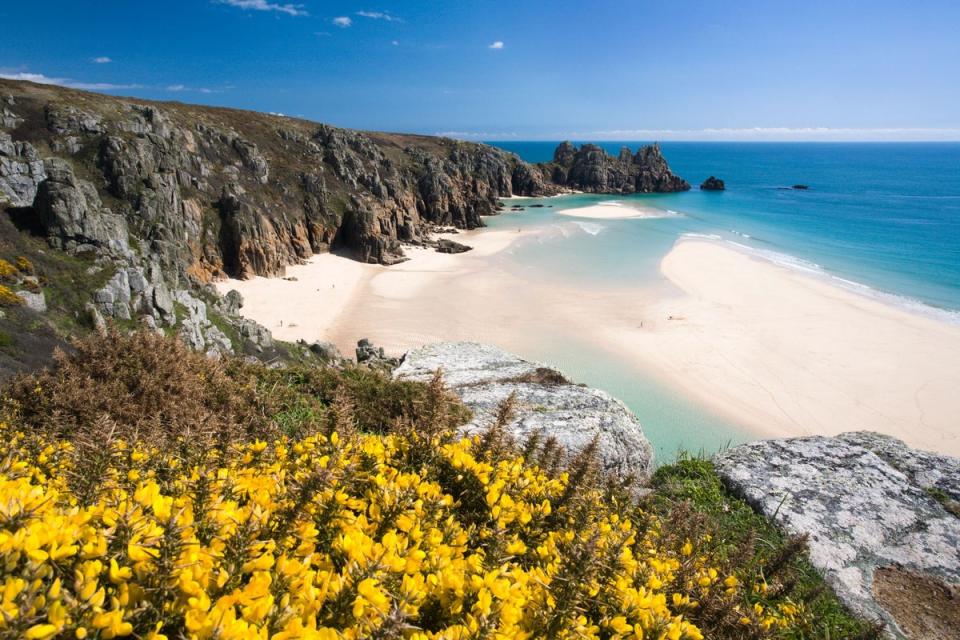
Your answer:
(700, 176), (726, 191)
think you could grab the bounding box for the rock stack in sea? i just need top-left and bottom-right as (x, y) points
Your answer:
(533, 141), (690, 194)
(700, 176), (725, 190)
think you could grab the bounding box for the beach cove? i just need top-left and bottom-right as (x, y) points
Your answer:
(219, 201), (960, 458)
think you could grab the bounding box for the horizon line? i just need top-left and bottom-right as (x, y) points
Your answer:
(477, 139), (960, 144)
(437, 128), (960, 143)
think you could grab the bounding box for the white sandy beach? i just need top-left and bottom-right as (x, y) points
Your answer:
(603, 240), (960, 456)
(556, 201), (673, 219)
(215, 227), (541, 348)
(219, 230), (960, 457)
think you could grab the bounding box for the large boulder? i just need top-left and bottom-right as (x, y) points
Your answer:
(33, 159), (130, 256)
(699, 176), (725, 191)
(394, 342), (654, 479)
(714, 434), (960, 638)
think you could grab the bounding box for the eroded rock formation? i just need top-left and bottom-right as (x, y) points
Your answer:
(533, 141), (690, 194)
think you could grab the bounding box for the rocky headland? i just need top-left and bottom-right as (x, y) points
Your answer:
(534, 141), (690, 194)
(0, 79), (689, 373)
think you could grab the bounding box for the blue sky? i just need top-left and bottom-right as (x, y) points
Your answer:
(1, 0), (959, 140)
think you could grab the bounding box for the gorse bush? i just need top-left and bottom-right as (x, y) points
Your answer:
(0, 426), (805, 640)
(0, 331), (858, 639)
(0, 256), (33, 307)
(0, 285), (22, 307)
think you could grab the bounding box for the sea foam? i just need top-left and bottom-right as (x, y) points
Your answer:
(573, 221), (605, 236)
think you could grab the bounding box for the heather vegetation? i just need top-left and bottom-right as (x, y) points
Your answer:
(0, 331), (874, 639)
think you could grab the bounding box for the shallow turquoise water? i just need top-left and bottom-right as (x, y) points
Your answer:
(481, 142), (960, 461)
(519, 333), (754, 462)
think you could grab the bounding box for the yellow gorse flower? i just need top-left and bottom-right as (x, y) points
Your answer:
(0, 424), (804, 639)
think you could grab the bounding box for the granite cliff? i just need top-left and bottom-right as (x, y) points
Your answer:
(0, 79), (541, 280)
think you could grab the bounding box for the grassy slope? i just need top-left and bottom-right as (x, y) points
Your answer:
(0, 211), (118, 378)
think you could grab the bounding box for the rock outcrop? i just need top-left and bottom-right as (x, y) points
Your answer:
(394, 342), (654, 479)
(714, 433), (960, 639)
(534, 141), (690, 194)
(0, 132), (46, 207)
(699, 176), (725, 191)
(838, 431), (960, 511)
(34, 158), (130, 256)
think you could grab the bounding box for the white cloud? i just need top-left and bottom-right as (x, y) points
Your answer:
(91, 56), (112, 64)
(165, 84), (225, 94)
(333, 16), (352, 27)
(356, 10), (401, 22)
(0, 71), (232, 95)
(216, 0), (307, 16)
(0, 71), (141, 91)
(576, 127), (960, 141)
(436, 131), (519, 140)
(489, 41), (504, 50)
(391, 40), (400, 46)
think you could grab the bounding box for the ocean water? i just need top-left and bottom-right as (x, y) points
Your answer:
(492, 142), (960, 316)
(482, 142), (960, 460)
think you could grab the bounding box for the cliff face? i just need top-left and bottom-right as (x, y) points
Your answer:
(537, 141), (690, 194)
(0, 81), (692, 283)
(0, 79), (548, 280)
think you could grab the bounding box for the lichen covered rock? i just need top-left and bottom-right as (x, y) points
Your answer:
(394, 342), (654, 479)
(714, 435), (960, 638)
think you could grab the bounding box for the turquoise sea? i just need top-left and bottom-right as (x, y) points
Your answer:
(483, 142), (960, 460)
